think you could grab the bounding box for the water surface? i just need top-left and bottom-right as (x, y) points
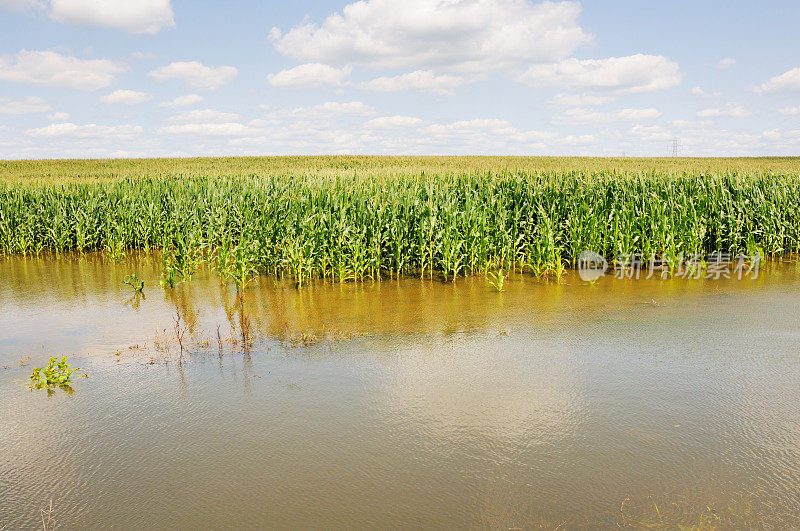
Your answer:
(1, 254), (799, 528)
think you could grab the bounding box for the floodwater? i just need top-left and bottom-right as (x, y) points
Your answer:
(1, 253), (799, 529)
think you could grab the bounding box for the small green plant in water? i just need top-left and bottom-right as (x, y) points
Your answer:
(122, 274), (144, 293)
(29, 356), (85, 393)
(486, 268), (508, 292)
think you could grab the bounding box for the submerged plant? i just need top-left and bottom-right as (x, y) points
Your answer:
(486, 268), (508, 292)
(29, 356), (85, 393)
(160, 249), (179, 288)
(122, 274), (144, 293)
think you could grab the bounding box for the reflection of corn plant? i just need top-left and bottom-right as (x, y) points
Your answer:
(486, 268), (508, 292)
(30, 356), (85, 392)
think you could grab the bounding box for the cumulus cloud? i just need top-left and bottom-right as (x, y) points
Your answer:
(716, 57), (736, 69)
(100, 89), (153, 105)
(668, 119), (713, 129)
(363, 116), (424, 129)
(754, 67), (800, 94)
(48, 0), (174, 34)
(626, 124), (672, 142)
(0, 96), (51, 114)
(423, 118), (558, 153)
(281, 101), (375, 119)
(149, 61), (238, 91)
(165, 109), (242, 123)
(159, 94), (203, 108)
(360, 70), (465, 95)
(761, 129), (800, 144)
(778, 106), (799, 116)
(0, 50), (124, 91)
(691, 86), (721, 97)
(553, 107), (661, 124)
(696, 103), (753, 117)
(267, 63), (350, 88)
(546, 93), (614, 107)
(47, 111), (69, 120)
(26, 122), (142, 138)
(517, 54), (681, 94)
(269, 0), (592, 72)
(157, 123), (255, 136)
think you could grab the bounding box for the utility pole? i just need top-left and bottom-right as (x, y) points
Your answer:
(671, 138), (680, 157)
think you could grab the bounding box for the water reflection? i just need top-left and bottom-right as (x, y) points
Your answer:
(0, 253), (799, 527)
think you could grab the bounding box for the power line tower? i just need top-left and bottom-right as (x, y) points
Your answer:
(671, 138), (680, 157)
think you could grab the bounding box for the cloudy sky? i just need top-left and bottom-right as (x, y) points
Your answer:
(1, 0), (799, 159)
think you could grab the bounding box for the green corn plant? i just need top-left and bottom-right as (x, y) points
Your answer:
(486, 268), (508, 292)
(122, 274), (144, 293)
(1, 159), (799, 282)
(29, 356), (85, 393)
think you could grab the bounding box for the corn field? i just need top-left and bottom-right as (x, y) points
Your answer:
(2, 159), (799, 285)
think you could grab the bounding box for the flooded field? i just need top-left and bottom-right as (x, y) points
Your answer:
(2, 253), (800, 528)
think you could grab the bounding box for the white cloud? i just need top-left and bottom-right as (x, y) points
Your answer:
(669, 119), (713, 129)
(0, 50), (124, 91)
(394, 118), (561, 155)
(283, 101), (375, 119)
(159, 94), (203, 108)
(691, 86), (721, 97)
(553, 107), (661, 124)
(47, 111), (69, 120)
(546, 93), (613, 107)
(716, 57), (736, 69)
(0, 96), (51, 114)
(558, 134), (595, 146)
(696, 103), (753, 117)
(26, 122), (142, 138)
(165, 109), (241, 123)
(755, 68), (800, 94)
(269, 0), (592, 72)
(0, 0), (173, 33)
(267, 63), (350, 88)
(131, 51), (158, 60)
(517, 54), (681, 94)
(761, 129), (800, 144)
(100, 89), (152, 105)
(149, 61), (238, 91)
(427, 118), (555, 142)
(363, 116), (424, 129)
(157, 123), (255, 136)
(360, 70), (464, 95)
(778, 107), (799, 116)
(48, 0), (174, 34)
(626, 124), (672, 141)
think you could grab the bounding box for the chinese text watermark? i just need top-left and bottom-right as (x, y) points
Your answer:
(578, 250), (760, 282)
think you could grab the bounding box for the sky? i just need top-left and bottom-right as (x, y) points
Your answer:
(0, 0), (799, 159)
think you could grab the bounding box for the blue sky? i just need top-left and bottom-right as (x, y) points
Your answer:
(1, 0), (799, 158)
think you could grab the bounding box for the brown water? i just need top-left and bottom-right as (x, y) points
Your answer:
(1, 254), (800, 529)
